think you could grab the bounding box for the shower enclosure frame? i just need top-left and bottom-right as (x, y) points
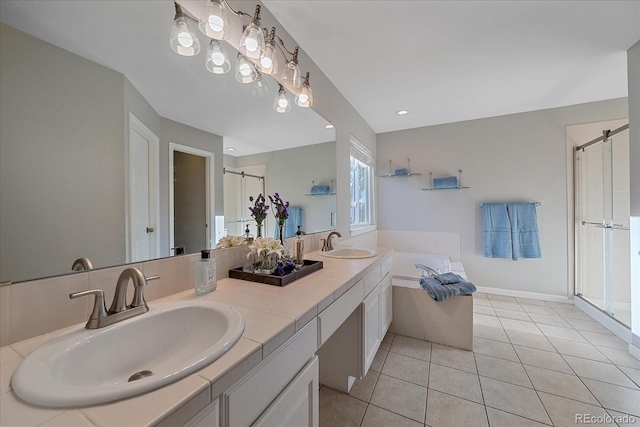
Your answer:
(574, 123), (631, 327)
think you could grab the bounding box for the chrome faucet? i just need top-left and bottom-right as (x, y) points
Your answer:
(70, 267), (158, 329)
(322, 231), (342, 251)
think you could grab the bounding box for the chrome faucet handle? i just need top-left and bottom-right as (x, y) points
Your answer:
(70, 290), (108, 329)
(321, 238), (327, 251)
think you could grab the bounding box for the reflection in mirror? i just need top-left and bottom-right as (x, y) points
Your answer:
(224, 141), (337, 240)
(0, 1), (336, 284)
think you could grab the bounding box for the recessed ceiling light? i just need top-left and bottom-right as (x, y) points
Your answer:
(396, 110), (409, 116)
(325, 124), (334, 129)
(226, 147), (236, 151)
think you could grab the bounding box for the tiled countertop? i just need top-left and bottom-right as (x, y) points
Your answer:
(0, 248), (392, 426)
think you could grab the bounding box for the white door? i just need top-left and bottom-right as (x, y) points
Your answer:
(128, 114), (159, 263)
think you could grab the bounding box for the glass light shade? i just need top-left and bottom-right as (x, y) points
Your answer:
(273, 86), (291, 113)
(282, 60), (301, 88)
(239, 22), (265, 60)
(251, 75), (268, 98)
(235, 54), (257, 84)
(198, 0), (229, 40)
(170, 16), (200, 56)
(205, 40), (230, 74)
(259, 42), (278, 75)
(295, 84), (313, 108)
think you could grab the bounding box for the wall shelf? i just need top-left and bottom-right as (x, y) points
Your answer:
(380, 158), (420, 178)
(305, 192), (336, 196)
(379, 173), (422, 178)
(423, 169), (469, 191)
(422, 186), (470, 191)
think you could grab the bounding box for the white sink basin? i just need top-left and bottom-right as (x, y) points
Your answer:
(320, 247), (377, 259)
(11, 300), (244, 408)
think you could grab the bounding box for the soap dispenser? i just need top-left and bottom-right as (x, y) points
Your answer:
(295, 226), (304, 268)
(244, 225), (254, 243)
(195, 249), (217, 296)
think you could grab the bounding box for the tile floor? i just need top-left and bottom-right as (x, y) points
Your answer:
(319, 293), (640, 427)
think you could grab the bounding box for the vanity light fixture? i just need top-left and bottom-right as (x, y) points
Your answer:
(259, 27), (279, 75)
(170, 2), (200, 56)
(251, 72), (268, 97)
(205, 39), (230, 74)
(235, 53), (257, 84)
(170, 1), (313, 110)
(396, 110), (409, 116)
(198, 0), (229, 40)
(282, 46), (301, 88)
(274, 84), (291, 113)
(239, 5), (265, 60)
(295, 72), (313, 108)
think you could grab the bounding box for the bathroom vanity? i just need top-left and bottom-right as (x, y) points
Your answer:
(0, 248), (392, 427)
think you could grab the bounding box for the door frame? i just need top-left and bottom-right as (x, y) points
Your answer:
(169, 142), (215, 253)
(127, 113), (160, 263)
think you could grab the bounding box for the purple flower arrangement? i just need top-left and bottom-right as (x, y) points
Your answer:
(268, 192), (290, 225)
(248, 194), (269, 225)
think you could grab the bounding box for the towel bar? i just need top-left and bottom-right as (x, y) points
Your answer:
(480, 202), (541, 207)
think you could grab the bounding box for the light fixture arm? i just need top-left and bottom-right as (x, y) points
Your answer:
(174, 2), (198, 23)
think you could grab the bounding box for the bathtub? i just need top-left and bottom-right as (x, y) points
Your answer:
(389, 252), (473, 350)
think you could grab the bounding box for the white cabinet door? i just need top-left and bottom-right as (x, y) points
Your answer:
(362, 285), (381, 375)
(379, 274), (392, 337)
(186, 399), (218, 427)
(253, 356), (319, 427)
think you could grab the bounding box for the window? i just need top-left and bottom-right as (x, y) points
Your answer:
(350, 136), (375, 233)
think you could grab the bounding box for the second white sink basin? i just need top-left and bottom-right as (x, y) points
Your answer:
(11, 299), (244, 408)
(320, 247), (377, 259)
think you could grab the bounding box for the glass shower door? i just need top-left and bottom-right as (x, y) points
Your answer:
(575, 128), (631, 327)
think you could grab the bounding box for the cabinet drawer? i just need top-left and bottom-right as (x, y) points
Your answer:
(224, 319), (318, 427)
(253, 356), (319, 427)
(363, 266), (381, 296)
(318, 280), (364, 346)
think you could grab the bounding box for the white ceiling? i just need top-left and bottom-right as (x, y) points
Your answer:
(263, 0), (640, 133)
(1, 1), (638, 147)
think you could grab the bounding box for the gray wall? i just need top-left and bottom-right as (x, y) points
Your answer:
(377, 98), (628, 297)
(0, 23), (125, 282)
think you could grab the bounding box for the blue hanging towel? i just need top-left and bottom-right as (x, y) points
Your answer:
(507, 203), (541, 260)
(482, 203), (512, 258)
(275, 206), (303, 239)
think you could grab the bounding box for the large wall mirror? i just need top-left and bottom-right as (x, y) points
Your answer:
(0, 1), (336, 284)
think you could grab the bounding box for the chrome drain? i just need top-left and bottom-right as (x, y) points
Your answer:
(128, 370), (153, 382)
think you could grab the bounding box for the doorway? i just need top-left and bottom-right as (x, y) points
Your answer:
(169, 143), (215, 253)
(574, 123), (631, 327)
(127, 113), (159, 263)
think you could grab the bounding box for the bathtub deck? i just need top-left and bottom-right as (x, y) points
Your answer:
(390, 258), (473, 350)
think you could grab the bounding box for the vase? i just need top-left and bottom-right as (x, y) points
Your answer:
(254, 252), (276, 274)
(278, 222), (285, 246)
(255, 222), (263, 239)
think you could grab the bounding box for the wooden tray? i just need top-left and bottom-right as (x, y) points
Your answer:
(229, 259), (323, 287)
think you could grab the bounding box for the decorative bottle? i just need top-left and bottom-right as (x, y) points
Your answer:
(195, 249), (217, 295)
(295, 225), (304, 268)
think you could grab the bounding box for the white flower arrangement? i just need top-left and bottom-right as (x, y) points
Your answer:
(215, 235), (247, 249)
(247, 237), (285, 259)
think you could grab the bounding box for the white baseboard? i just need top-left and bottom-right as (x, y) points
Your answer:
(475, 286), (573, 304)
(574, 297), (632, 343)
